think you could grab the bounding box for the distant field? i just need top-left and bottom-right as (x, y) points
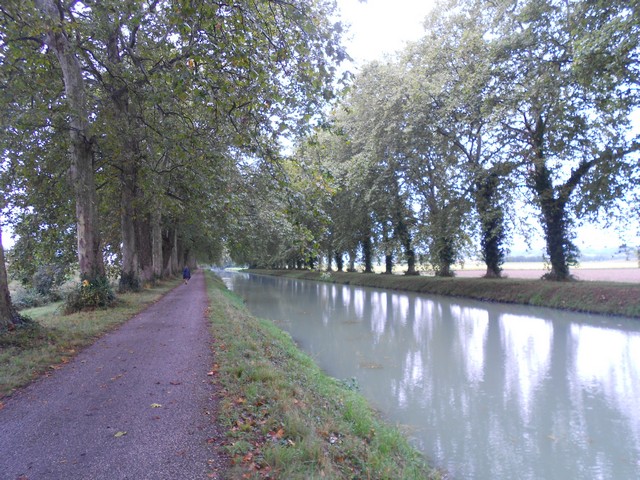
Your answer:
(458, 259), (638, 270)
(454, 260), (640, 282)
(366, 260), (640, 282)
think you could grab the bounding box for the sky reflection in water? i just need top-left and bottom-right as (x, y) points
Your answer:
(222, 272), (640, 480)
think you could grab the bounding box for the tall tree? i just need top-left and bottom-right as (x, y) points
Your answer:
(34, 0), (106, 282)
(0, 225), (21, 330)
(405, 1), (516, 277)
(489, 0), (640, 280)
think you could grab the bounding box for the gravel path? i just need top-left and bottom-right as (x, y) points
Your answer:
(0, 271), (227, 480)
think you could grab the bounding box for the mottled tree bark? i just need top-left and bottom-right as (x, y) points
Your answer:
(362, 236), (373, 273)
(37, 0), (105, 281)
(151, 208), (163, 279)
(0, 228), (21, 330)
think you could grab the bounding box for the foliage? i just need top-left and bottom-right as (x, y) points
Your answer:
(64, 277), (116, 314)
(11, 286), (54, 310)
(1, 0), (347, 301)
(243, 0), (640, 280)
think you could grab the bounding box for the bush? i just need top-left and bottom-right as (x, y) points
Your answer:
(12, 286), (51, 310)
(64, 276), (116, 314)
(32, 264), (67, 296)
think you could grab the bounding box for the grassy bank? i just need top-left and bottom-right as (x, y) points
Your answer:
(246, 269), (640, 319)
(205, 271), (439, 479)
(0, 278), (181, 398)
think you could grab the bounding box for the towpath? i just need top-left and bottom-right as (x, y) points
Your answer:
(0, 271), (227, 480)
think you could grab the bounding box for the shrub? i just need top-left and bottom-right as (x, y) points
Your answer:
(64, 276), (116, 314)
(12, 286), (50, 310)
(32, 264), (67, 296)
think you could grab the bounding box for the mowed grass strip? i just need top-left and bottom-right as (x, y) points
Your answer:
(0, 278), (182, 398)
(204, 271), (440, 480)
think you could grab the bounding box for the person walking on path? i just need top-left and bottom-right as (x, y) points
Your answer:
(183, 265), (191, 284)
(0, 270), (227, 479)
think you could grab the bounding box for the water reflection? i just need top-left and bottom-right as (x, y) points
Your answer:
(222, 272), (640, 479)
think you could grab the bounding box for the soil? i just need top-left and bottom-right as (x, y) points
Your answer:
(0, 271), (229, 480)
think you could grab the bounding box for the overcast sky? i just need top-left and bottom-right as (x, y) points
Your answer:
(336, 0), (436, 66)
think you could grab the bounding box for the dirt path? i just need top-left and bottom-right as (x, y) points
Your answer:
(0, 271), (227, 480)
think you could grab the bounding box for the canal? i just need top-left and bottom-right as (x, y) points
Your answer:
(220, 271), (640, 479)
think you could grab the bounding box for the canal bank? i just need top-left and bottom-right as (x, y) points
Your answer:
(244, 269), (640, 319)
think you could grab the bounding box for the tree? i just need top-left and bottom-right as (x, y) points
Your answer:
(405, 1), (517, 278)
(342, 62), (419, 275)
(0, 225), (22, 330)
(489, 0), (640, 280)
(34, 0), (106, 283)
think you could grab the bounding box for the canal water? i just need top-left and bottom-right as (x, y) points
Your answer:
(220, 271), (640, 479)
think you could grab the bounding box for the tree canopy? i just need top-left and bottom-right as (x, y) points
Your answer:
(1, 0), (639, 328)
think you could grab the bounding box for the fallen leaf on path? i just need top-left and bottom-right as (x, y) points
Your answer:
(150, 403), (162, 408)
(269, 428), (285, 440)
(0, 401), (4, 411)
(114, 431), (127, 438)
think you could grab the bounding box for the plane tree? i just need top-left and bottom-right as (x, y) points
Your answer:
(403, 1), (518, 278)
(488, 0), (640, 280)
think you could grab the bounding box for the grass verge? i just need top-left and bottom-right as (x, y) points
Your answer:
(205, 271), (439, 480)
(245, 269), (640, 319)
(0, 278), (182, 398)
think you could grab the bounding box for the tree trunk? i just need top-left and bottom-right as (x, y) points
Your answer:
(385, 253), (393, 274)
(432, 216), (455, 277)
(347, 249), (356, 272)
(107, 26), (145, 291)
(382, 224), (393, 274)
(529, 129), (575, 281)
(151, 208), (163, 279)
(362, 236), (373, 273)
(0, 228), (22, 330)
(335, 252), (344, 272)
(137, 213), (154, 284)
(171, 229), (179, 275)
(119, 162), (139, 291)
(162, 227), (177, 277)
(540, 199), (573, 280)
(475, 171), (505, 278)
(396, 219), (417, 275)
(37, 0), (105, 281)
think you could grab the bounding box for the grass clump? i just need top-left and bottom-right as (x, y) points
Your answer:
(0, 278), (181, 397)
(205, 271), (439, 480)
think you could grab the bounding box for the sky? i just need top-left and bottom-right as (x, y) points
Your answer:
(336, 0), (437, 66)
